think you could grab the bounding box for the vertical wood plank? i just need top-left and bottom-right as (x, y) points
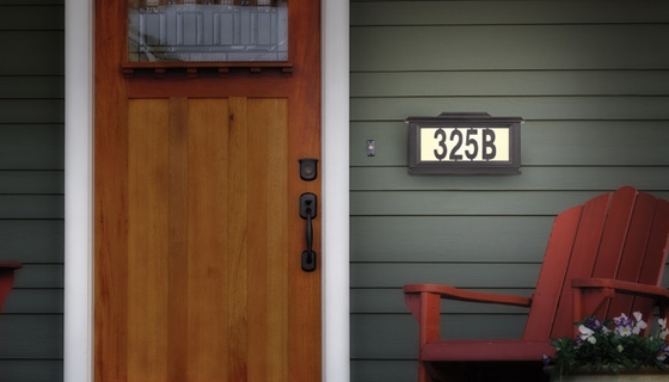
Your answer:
(551, 193), (611, 339)
(523, 205), (582, 340)
(246, 98), (271, 382)
(253, 98), (289, 382)
(226, 97), (249, 382)
(127, 99), (170, 381)
(168, 97), (189, 382)
(186, 98), (229, 381)
(608, 193), (657, 317)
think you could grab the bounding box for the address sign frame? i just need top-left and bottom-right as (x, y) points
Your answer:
(407, 112), (523, 175)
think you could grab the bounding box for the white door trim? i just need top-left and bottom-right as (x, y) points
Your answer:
(63, 0), (350, 381)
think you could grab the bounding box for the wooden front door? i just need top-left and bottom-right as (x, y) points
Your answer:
(94, 1), (321, 381)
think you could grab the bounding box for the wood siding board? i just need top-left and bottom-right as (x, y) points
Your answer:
(10, 264), (62, 289)
(0, 0), (63, 4)
(0, 125), (64, 170)
(350, 71), (669, 97)
(351, 97), (669, 122)
(350, 167), (669, 191)
(350, 1), (669, 26)
(0, 32), (64, 75)
(0, 220), (63, 263)
(351, 216), (553, 263)
(0, 195), (63, 219)
(0, 100), (64, 123)
(351, 191), (627, 216)
(350, 25), (669, 71)
(0, 77), (64, 99)
(2, 289), (63, 313)
(351, 264), (542, 289)
(0, 360), (63, 382)
(0, 171), (63, 194)
(0, 315), (63, 358)
(0, 6), (64, 31)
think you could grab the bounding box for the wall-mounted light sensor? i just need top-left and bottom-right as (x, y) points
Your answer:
(367, 140), (376, 157)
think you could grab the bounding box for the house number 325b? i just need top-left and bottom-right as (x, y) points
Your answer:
(420, 127), (510, 162)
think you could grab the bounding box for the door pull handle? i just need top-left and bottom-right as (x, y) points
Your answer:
(300, 193), (317, 272)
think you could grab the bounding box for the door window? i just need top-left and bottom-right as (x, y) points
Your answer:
(128, 0), (288, 62)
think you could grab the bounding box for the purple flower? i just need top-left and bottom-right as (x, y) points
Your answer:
(542, 354), (551, 366)
(584, 317), (603, 331)
(614, 313), (635, 337)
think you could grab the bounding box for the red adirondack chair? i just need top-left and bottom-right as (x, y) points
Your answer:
(0, 262), (22, 311)
(404, 186), (669, 382)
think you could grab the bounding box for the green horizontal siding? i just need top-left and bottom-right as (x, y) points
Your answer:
(0, 3), (64, 380)
(351, 25), (669, 71)
(12, 265), (63, 289)
(0, 31), (64, 75)
(351, 71), (669, 97)
(3, 289), (63, 314)
(352, 264), (542, 289)
(351, 1), (669, 26)
(351, 191), (669, 216)
(351, 97), (669, 122)
(0, 315), (63, 358)
(0, 6), (64, 31)
(351, 167), (669, 191)
(0, 100), (64, 123)
(0, 125), (64, 170)
(351, 360), (416, 382)
(0, 221), (63, 262)
(0, 77), (64, 98)
(0, 361), (63, 382)
(0, 171), (63, 193)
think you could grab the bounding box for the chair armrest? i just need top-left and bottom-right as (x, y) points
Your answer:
(572, 278), (669, 301)
(404, 283), (532, 308)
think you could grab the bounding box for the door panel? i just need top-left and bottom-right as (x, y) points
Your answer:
(95, 2), (320, 380)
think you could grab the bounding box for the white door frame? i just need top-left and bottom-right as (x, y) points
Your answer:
(63, 1), (350, 380)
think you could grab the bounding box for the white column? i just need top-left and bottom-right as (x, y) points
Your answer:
(64, 0), (94, 381)
(322, 0), (350, 381)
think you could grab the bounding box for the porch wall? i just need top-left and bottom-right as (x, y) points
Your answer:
(349, 1), (669, 381)
(0, 0), (65, 380)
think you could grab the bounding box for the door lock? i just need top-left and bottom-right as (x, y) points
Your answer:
(299, 158), (318, 181)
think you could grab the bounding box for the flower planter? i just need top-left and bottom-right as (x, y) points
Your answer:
(549, 368), (669, 382)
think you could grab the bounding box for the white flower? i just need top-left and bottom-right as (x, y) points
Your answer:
(659, 318), (668, 340)
(632, 311), (648, 335)
(617, 344), (624, 353)
(578, 325), (597, 344)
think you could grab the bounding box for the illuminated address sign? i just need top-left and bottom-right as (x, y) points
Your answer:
(407, 112), (523, 175)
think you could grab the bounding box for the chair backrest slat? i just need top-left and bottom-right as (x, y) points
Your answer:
(608, 193), (658, 317)
(523, 205), (582, 341)
(523, 187), (669, 341)
(631, 198), (669, 318)
(551, 192), (612, 339)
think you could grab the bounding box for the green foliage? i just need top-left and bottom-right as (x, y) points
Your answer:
(546, 313), (669, 376)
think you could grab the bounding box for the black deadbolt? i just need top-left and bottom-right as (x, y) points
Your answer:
(299, 158), (318, 181)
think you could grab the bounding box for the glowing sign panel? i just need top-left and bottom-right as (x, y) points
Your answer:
(407, 113), (522, 175)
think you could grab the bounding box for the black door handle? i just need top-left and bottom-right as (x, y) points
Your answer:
(300, 193), (317, 272)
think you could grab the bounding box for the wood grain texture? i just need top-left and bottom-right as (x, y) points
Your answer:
(127, 99), (170, 381)
(186, 98), (229, 381)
